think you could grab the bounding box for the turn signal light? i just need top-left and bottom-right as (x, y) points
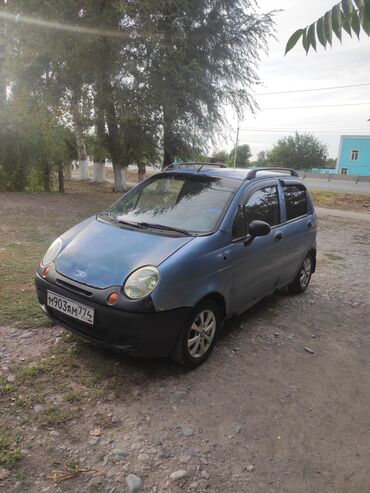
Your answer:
(107, 292), (119, 306)
(42, 266), (51, 278)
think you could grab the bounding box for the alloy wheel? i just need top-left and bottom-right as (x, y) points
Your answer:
(187, 309), (217, 358)
(299, 257), (312, 288)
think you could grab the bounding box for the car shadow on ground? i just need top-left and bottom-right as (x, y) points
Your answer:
(65, 290), (291, 387)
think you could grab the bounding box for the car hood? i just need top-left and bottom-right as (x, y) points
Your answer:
(55, 217), (194, 289)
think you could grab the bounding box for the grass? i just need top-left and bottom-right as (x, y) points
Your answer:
(0, 428), (22, 468)
(0, 180), (121, 329)
(0, 179), (367, 331)
(324, 252), (345, 262)
(310, 190), (370, 213)
(40, 406), (74, 427)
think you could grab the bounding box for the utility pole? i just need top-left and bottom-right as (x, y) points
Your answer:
(232, 119), (240, 168)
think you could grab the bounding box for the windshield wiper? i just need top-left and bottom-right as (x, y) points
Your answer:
(137, 222), (192, 236)
(105, 213), (144, 228)
(104, 214), (191, 235)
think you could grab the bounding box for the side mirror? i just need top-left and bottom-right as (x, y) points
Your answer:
(249, 220), (271, 237)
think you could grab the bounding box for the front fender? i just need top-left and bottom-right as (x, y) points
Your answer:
(152, 232), (232, 314)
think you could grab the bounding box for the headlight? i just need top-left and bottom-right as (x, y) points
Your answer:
(124, 266), (160, 300)
(41, 238), (63, 267)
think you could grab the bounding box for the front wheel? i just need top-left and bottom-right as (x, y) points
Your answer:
(172, 299), (221, 368)
(288, 254), (313, 294)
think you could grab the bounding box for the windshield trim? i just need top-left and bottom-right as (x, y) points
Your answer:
(105, 172), (242, 236)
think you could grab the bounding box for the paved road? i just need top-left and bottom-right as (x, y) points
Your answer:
(302, 177), (370, 195)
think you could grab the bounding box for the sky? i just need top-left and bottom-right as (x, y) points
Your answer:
(222, 0), (370, 159)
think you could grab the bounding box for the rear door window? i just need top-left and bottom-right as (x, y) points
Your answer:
(283, 184), (308, 221)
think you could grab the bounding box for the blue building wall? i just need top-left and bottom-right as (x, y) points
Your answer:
(336, 135), (370, 176)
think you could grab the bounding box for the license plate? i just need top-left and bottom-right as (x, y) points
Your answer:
(47, 291), (94, 325)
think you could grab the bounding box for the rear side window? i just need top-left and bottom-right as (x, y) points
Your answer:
(245, 186), (280, 227)
(283, 185), (308, 220)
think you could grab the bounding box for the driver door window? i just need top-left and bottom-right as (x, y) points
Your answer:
(232, 186), (280, 239)
(245, 186), (280, 230)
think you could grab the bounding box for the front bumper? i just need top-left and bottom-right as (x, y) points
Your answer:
(35, 274), (191, 357)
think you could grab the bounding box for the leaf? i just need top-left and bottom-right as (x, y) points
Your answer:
(351, 9), (361, 37)
(302, 29), (310, 53)
(359, 3), (370, 34)
(324, 11), (333, 45)
(317, 16), (327, 46)
(342, 12), (353, 35)
(364, 0), (370, 22)
(285, 29), (305, 54)
(332, 4), (343, 40)
(307, 23), (317, 51)
(342, 0), (354, 16)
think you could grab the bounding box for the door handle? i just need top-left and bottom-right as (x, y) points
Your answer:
(307, 221), (313, 229)
(274, 232), (283, 241)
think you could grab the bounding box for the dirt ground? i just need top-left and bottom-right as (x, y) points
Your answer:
(0, 190), (370, 493)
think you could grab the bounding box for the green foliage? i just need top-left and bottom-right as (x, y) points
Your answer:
(256, 150), (271, 165)
(324, 157), (337, 168)
(0, 428), (22, 468)
(211, 150), (229, 164)
(285, 0), (370, 53)
(268, 132), (328, 170)
(228, 144), (252, 168)
(1, 1), (274, 191)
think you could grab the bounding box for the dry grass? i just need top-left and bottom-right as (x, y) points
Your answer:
(311, 190), (370, 213)
(0, 180), (368, 330)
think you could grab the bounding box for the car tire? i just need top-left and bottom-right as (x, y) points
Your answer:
(171, 299), (221, 369)
(288, 253), (313, 294)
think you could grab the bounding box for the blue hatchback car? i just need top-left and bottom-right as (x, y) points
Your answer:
(35, 165), (317, 367)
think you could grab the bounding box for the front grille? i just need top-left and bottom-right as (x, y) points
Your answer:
(55, 278), (93, 297)
(49, 309), (107, 342)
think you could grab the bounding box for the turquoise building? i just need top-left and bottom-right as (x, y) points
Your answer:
(336, 135), (370, 176)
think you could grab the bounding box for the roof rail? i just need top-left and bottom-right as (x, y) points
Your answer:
(164, 162), (227, 171)
(246, 167), (299, 180)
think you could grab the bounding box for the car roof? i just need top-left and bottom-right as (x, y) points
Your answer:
(163, 163), (301, 183)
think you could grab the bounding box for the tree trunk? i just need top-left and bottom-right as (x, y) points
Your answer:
(93, 91), (107, 184)
(41, 160), (52, 192)
(58, 161), (64, 193)
(75, 131), (88, 180)
(162, 106), (174, 168)
(113, 165), (124, 192)
(138, 163), (146, 182)
(64, 161), (72, 180)
(71, 90), (88, 181)
(122, 166), (128, 190)
(104, 82), (127, 192)
(93, 161), (106, 183)
(0, 2), (7, 113)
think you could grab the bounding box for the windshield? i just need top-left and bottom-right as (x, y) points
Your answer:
(107, 173), (240, 234)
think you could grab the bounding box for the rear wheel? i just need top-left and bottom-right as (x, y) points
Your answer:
(288, 254), (313, 294)
(172, 299), (221, 368)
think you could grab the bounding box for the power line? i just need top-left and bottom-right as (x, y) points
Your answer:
(255, 82), (370, 96)
(261, 102), (370, 110)
(240, 126), (370, 131)
(239, 128), (370, 134)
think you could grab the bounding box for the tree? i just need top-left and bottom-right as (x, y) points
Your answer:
(325, 157), (337, 168)
(228, 144), (252, 168)
(285, 0), (370, 54)
(268, 132), (328, 170)
(1, 1), (275, 192)
(135, 1), (274, 166)
(210, 150), (229, 164)
(256, 150), (271, 165)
